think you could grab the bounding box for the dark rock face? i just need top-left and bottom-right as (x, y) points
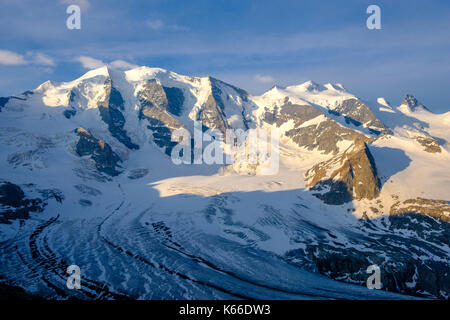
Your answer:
(74, 127), (122, 176)
(162, 86), (184, 116)
(63, 109), (76, 119)
(98, 80), (139, 150)
(401, 94), (429, 111)
(306, 141), (381, 205)
(0, 97), (9, 112)
(286, 214), (450, 300)
(0, 181), (45, 224)
(0, 277), (41, 299)
(330, 99), (389, 134)
(263, 99), (322, 127)
(0, 96), (25, 113)
(138, 80), (186, 155)
(0, 182), (25, 208)
(310, 180), (353, 205)
(415, 136), (441, 153)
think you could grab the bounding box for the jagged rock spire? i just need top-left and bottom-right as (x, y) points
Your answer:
(401, 94), (428, 111)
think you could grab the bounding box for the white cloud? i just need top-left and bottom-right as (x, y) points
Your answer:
(254, 74), (274, 83)
(31, 53), (56, 66)
(0, 50), (56, 67)
(146, 19), (164, 31)
(75, 56), (105, 69)
(76, 56), (137, 70)
(109, 60), (138, 69)
(145, 19), (164, 30)
(0, 49), (27, 65)
(168, 24), (188, 32)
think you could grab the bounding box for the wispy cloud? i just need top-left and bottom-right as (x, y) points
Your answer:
(146, 19), (164, 31)
(0, 50), (56, 67)
(254, 74), (274, 83)
(146, 18), (188, 32)
(75, 56), (137, 70)
(75, 56), (104, 69)
(0, 50), (27, 65)
(29, 52), (56, 66)
(109, 59), (138, 69)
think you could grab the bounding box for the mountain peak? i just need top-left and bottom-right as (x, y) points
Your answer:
(324, 82), (346, 92)
(267, 84), (285, 91)
(295, 80), (325, 92)
(35, 80), (55, 92)
(79, 65), (110, 80)
(400, 94), (429, 112)
(287, 81), (348, 94)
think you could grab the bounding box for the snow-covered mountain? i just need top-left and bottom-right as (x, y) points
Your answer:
(0, 66), (449, 299)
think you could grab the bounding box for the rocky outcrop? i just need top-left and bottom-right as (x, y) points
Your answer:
(415, 136), (441, 153)
(287, 119), (369, 155)
(401, 94), (429, 111)
(63, 109), (76, 119)
(63, 90), (77, 119)
(263, 99), (369, 155)
(286, 213), (450, 300)
(0, 96), (26, 112)
(198, 94), (230, 135)
(195, 77), (236, 135)
(390, 197), (450, 222)
(263, 98), (322, 126)
(127, 168), (149, 180)
(74, 127), (122, 176)
(329, 98), (390, 135)
(0, 181), (46, 224)
(305, 141), (381, 204)
(0, 97), (9, 112)
(98, 80), (139, 150)
(138, 80), (186, 155)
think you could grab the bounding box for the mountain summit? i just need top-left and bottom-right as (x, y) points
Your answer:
(399, 94), (429, 112)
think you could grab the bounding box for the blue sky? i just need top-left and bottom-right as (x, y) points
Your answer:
(1, 0), (449, 112)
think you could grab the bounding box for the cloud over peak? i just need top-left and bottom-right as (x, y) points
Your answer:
(75, 56), (104, 69)
(75, 56), (137, 70)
